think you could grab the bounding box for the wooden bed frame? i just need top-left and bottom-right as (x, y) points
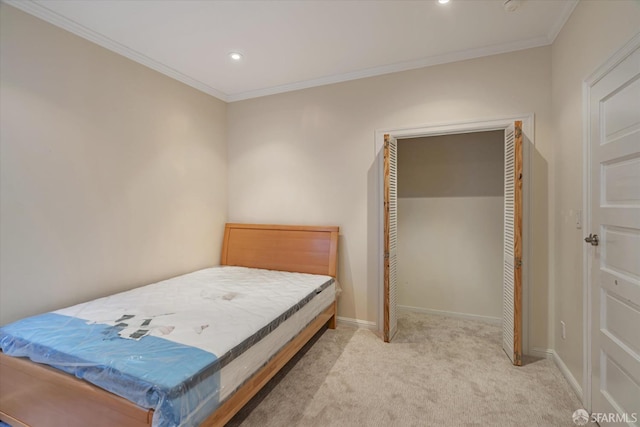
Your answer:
(0, 223), (339, 427)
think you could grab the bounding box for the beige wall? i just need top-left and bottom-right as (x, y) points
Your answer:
(228, 46), (553, 350)
(398, 197), (504, 318)
(0, 5), (228, 325)
(397, 132), (504, 319)
(551, 1), (640, 390)
(398, 132), (504, 198)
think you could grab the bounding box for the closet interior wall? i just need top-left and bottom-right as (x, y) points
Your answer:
(397, 131), (505, 321)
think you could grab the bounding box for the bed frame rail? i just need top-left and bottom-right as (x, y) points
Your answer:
(0, 352), (153, 427)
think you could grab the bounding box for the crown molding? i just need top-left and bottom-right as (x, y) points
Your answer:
(227, 35), (550, 102)
(2, 0), (230, 102)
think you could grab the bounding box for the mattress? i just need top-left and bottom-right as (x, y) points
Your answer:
(0, 266), (335, 427)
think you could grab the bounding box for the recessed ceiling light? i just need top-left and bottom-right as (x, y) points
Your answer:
(229, 52), (243, 61)
(438, 0), (450, 4)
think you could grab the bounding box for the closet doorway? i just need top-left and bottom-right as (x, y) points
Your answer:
(396, 130), (505, 323)
(376, 116), (531, 365)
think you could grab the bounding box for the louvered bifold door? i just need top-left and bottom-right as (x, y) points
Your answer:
(503, 121), (523, 366)
(384, 134), (398, 343)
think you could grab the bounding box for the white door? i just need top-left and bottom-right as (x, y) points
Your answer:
(503, 121), (523, 366)
(587, 37), (640, 425)
(383, 134), (398, 342)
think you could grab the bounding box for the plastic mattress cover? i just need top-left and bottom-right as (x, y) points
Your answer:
(0, 266), (334, 427)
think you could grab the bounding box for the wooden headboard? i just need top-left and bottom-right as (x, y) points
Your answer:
(221, 223), (339, 277)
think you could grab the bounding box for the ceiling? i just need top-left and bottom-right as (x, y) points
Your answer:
(6, 0), (578, 102)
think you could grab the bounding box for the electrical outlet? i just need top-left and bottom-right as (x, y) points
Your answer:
(561, 321), (566, 340)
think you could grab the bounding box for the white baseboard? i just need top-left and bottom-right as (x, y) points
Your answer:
(398, 305), (501, 325)
(551, 349), (584, 402)
(336, 316), (377, 330)
(529, 347), (553, 359)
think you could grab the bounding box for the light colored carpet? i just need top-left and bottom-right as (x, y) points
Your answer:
(228, 311), (588, 426)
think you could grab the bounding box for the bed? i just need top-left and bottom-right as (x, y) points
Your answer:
(0, 223), (339, 427)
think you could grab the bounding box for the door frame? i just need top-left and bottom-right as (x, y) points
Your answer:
(374, 113), (534, 355)
(582, 32), (640, 413)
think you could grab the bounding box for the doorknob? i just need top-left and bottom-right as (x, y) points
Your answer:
(584, 233), (599, 246)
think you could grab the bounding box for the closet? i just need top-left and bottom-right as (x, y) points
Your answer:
(396, 130), (505, 322)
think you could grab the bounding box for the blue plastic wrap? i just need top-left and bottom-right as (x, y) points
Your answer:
(0, 313), (220, 426)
